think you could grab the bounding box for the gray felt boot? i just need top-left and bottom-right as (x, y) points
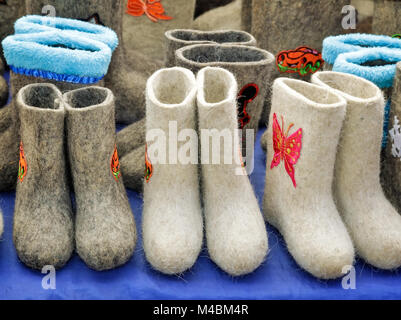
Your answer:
(13, 83), (74, 270)
(25, 0), (155, 124)
(120, 144), (145, 193)
(176, 43), (274, 168)
(372, 0), (401, 35)
(116, 118), (146, 159)
(64, 86), (137, 271)
(165, 29), (256, 67)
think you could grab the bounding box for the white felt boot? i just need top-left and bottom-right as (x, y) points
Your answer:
(312, 71), (401, 270)
(263, 78), (354, 279)
(198, 67), (268, 276)
(142, 67), (203, 275)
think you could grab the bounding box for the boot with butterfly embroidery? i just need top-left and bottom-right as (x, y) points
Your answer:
(198, 67), (268, 276)
(13, 83), (74, 270)
(63, 86), (137, 271)
(312, 71), (401, 270)
(142, 67), (203, 275)
(24, 0), (157, 124)
(263, 78), (354, 279)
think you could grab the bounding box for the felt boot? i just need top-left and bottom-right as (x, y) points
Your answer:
(263, 78), (354, 279)
(241, 0), (252, 33)
(198, 67), (268, 276)
(385, 62), (401, 212)
(195, 0), (234, 18)
(165, 29), (256, 67)
(25, 0), (156, 124)
(312, 71), (401, 270)
(176, 43), (274, 168)
(193, 0), (242, 31)
(64, 86), (137, 271)
(120, 145), (145, 193)
(116, 118), (146, 159)
(124, 0), (196, 62)
(142, 67), (202, 275)
(13, 83), (74, 270)
(372, 0), (401, 35)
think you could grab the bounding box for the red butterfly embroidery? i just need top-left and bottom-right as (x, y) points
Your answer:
(270, 113), (302, 188)
(127, 0), (172, 23)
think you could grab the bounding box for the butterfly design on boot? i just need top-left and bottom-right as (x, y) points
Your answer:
(18, 141), (27, 182)
(270, 113), (302, 188)
(237, 83), (259, 130)
(145, 144), (153, 183)
(111, 145), (121, 181)
(126, 0), (172, 22)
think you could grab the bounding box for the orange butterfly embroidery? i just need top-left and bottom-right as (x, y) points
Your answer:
(127, 0), (173, 22)
(18, 141), (27, 182)
(145, 144), (153, 183)
(111, 145), (121, 181)
(270, 113), (302, 188)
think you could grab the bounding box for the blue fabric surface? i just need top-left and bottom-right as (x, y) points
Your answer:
(1, 74), (401, 300)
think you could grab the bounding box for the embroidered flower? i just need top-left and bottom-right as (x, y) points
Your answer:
(127, 0), (172, 23)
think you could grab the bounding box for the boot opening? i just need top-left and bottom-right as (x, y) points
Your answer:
(182, 45), (268, 63)
(283, 79), (342, 105)
(201, 68), (231, 104)
(66, 88), (109, 109)
(152, 70), (193, 105)
(171, 30), (251, 44)
(22, 86), (61, 110)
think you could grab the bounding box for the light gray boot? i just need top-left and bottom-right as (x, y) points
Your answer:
(13, 83), (74, 270)
(64, 86), (137, 271)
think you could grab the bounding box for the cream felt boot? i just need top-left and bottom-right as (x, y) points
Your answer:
(64, 86), (137, 271)
(176, 43), (274, 166)
(165, 29), (257, 67)
(25, 0), (155, 124)
(372, 0), (401, 35)
(142, 67), (202, 275)
(312, 71), (401, 270)
(193, 0), (242, 31)
(198, 67), (268, 276)
(124, 0), (196, 62)
(263, 78), (354, 279)
(13, 83), (74, 270)
(120, 144), (145, 193)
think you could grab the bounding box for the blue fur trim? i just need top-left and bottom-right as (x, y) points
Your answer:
(10, 66), (104, 84)
(2, 31), (112, 79)
(14, 15), (118, 51)
(323, 33), (401, 65)
(332, 47), (401, 88)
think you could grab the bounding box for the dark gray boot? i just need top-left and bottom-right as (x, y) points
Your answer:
(13, 83), (74, 270)
(64, 86), (137, 271)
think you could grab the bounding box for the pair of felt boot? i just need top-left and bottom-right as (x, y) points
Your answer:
(143, 66), (268, 276)
(13, 83), (136, 271)
(117, 28), (274, 192)
(263, 71), (401, 279)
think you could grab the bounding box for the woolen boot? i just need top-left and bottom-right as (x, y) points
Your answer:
(372, 0), (401, 35)
(13, 83), (74, 270)
(120, 144), (145, 193)
(312, 71), (401, 270)
(64, 86), (137, 271)
(263, 78), (354, 279)
(142, 67), (203, 275)
(198, 67), (268, 276)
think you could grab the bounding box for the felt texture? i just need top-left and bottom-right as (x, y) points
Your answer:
(124, 0), (196, 62)
(142, 67), (203, 275)
(198, 67), (268, 276)
(2, 31), (112, 80)
(332, 48), (401, 89)
(384, 62), (401, 213)
(322, 34), (401, 66)
(15, 15), (119, 51)
(120, 144), (145, 193)
(263, 78), (354, 279)
(165, 29), (257, 67)
(13, 83), (74, 270)
(25, 0), (156, 125)
(372, 0), (401, 35)
(312, 71), (401, 270)
(241, 0), (252, 33)
(116, 117), (145, 159)
(176, 43), (274, 162)
(0, 75), (7, 106)
(193, 0), (242, 31)
(64, 86), (137, 271)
